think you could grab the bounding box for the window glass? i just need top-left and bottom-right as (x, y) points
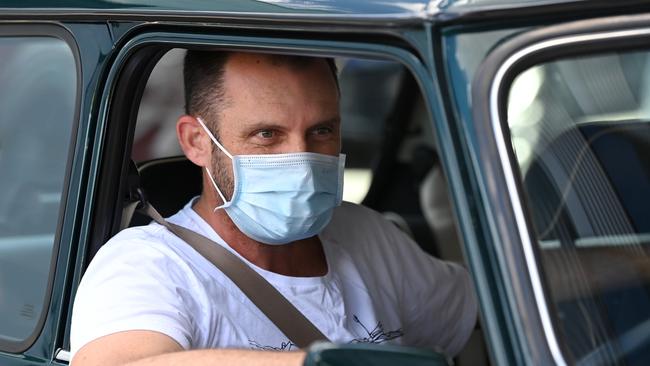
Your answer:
(0, 36), (76, 343)
(507, 50), (650, 365)
(134, 49), (405, 204)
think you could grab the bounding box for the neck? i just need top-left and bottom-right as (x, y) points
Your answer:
(192, 194), (327, 277)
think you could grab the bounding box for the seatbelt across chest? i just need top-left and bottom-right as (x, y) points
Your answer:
(139, 202), (329, 349)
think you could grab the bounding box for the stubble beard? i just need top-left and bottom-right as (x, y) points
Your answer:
(210, 144), (235, 204)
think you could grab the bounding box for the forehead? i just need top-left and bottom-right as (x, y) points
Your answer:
(225, 52), (330, 72)
(221, 53), (337, 95)
(215, 53), (339, 123)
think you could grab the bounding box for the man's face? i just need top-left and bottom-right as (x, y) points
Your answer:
(209, 53), (341, 199)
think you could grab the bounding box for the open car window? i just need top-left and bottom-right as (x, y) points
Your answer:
(102, 45), (482, 364)
(135, 50), (404, 205)
(132, 49), (448, 258)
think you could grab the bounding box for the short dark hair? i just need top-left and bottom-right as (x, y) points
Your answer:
(183, 50), (339, 134)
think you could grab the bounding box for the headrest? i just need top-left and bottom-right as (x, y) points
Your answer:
(419, 164), (464, 263)
(524, 120), (650, 239)
(129, 156), (202, 226)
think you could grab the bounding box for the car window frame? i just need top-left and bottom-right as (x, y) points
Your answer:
(71, 24), (447, 362)
(471, 12), (650, 366)
(0, 23), (81, 354)
(88, 30), (438, 257)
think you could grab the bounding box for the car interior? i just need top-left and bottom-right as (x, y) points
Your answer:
(508, 51), (650, 364)
(82, 48), (489, 365)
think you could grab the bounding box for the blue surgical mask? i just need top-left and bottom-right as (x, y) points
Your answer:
(197, 117), (345, 245)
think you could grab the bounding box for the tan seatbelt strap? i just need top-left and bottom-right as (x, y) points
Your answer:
(141, 203), (328, 349)
(121, 201), (139, 230)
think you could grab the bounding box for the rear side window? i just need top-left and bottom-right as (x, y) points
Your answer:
(0, 35), (76, 347)
(507, 50), (650, 364)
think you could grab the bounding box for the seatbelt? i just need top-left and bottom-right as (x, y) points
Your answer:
(139, 202), (329, 349)
(121, 200), (139, 230)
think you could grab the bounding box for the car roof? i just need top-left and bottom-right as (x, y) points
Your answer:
(0, 0), (602, 23)
(0, 0), (430, 16)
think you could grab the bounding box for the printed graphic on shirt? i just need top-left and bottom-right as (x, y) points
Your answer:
(248, 315), (403, 351)
(350, 315), (404, 344)
(248, 339), (297, 351)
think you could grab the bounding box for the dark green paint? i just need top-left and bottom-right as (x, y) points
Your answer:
(0, 0), (429, 15)
(0, 7), (519, 366)
(305, 342), (451, 366)
(0, 20), (115, 366)
(55, 21), (117, 359)
(1, 1), (645, 365)
(439, 0), (574, 11)
(0, 5), (535, 366)
(441, 27), (526, 366)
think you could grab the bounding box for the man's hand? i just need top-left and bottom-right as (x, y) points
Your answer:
(71, 330), (306, 366)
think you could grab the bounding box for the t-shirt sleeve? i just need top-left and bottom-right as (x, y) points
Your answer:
(400, 242), (477, 356)
(381, 215), (477, 357)
(69, 228), (195, 358)
(331, 203), (478, 357)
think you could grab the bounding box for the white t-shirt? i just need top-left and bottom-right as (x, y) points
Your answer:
(70, 201), (476, 358)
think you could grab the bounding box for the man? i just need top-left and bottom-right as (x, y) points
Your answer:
(70, 51), (477, 366)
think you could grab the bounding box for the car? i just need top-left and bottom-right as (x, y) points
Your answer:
(1, 0), (649, 365)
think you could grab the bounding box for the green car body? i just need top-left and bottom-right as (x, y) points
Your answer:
(1, 0), (649, 365)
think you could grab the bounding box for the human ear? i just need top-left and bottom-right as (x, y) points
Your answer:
(176, 115), (212, 167)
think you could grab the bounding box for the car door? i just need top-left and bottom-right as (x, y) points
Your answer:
(0, 19), (113, 365)
(447, 9), (650, 366)
(69, 8), (471, 366)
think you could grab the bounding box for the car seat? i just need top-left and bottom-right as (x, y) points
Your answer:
(419, 164), (464, 264)
(524, 120), (650, 363)
(127, 156), (202, 227)
(418, 152), (489, 366)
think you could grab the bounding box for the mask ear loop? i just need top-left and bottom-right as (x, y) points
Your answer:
(205, 167), (228, 211)
(197, 117), (234, 211)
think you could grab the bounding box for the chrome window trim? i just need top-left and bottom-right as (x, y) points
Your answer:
(488, 26), (650, 366)
(55, 349), (70, 363)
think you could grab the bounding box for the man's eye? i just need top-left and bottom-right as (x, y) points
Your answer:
(312, 126), (333, 135)
(257, 130), (274, 139)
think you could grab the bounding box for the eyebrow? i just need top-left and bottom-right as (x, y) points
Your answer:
(311, 117), (341, 127)
(241, 117), (341, 132)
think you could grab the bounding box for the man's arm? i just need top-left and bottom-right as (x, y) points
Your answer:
(328, 203), (478, 355)
(71, 330), (306, 366)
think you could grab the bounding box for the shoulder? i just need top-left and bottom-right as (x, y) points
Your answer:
(97, 224), (177, 261)
(327, 201), (387, 229)
(81, 223), (194, 287)
(95, 198), (201, 267)
(323, 201), (412, 258)
(334, 200), (381, 217)
(71, 224), (199, 356)
(325, 201), (405, 241)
